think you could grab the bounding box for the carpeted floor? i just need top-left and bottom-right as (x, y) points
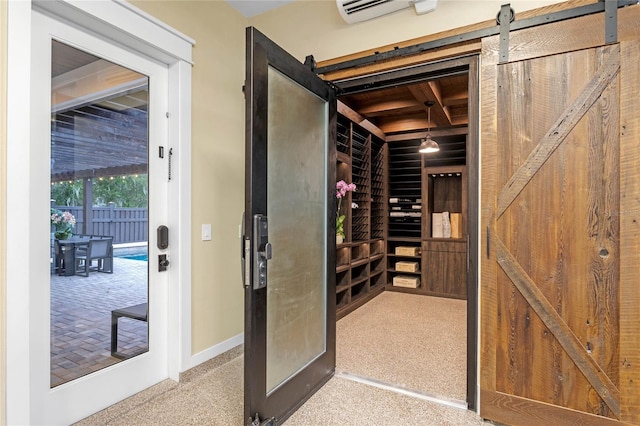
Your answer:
(337, 291), (467, 402)
(77, 292), (486, 425)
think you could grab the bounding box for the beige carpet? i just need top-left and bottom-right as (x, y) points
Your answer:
(288, 375), (485, 426)
(78, 353), (485, 425)
(337, 291), (467, 402)
(75, 347), (245, 426)
(77, 292), (480, 425)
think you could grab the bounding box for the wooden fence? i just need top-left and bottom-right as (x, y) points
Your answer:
(53, 205), (147, 244)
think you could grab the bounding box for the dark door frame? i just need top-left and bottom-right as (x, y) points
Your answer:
(244, 26), (337, 425)
(329, 54), (480, 411)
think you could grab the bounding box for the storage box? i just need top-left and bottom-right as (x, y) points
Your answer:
(395, 246), (420, 256)
(395, 261), (419, 272)
(432, 213), (444, 238)
(450, 213), (462, 238)
(393, 275), (420, 288)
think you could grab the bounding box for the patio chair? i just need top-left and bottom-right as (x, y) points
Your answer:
(53, 239), (65, 275)
(74, 237), (114, 276)
(111, 302), (148, 359)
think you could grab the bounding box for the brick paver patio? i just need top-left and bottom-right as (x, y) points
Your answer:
(50, 256), (148, 387)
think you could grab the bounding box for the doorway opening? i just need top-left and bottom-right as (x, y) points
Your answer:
(330, 54), (479, 410)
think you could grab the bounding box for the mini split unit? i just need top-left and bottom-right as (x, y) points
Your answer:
(337, 0), (438, 24)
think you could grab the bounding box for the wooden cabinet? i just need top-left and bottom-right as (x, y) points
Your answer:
(424, 165), (466, 239)
(336, 103), (469, 312)
(384, 142), (468, 300)
(387, 140), (422, 239)
(421, 165), (468, 299)
(335, 103), (387, 319)
(336, 240), (385, 318)
(422, 239), (467, 299)
(386, 238), (422, 292)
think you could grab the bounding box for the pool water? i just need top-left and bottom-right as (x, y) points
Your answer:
(118, 253), (148, 262)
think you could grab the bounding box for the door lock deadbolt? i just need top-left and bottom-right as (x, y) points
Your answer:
(252, 215), (271, 290)
(159, 254), (170, 272)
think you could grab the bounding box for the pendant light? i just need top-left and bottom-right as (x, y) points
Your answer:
(419, 101), (440, 154)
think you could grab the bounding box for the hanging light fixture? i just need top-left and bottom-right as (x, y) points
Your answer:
(419, 101), (440, 154)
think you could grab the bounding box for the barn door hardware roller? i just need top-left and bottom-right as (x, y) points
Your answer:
(497, 4), (515, 64)
(603, 0), (618, 45)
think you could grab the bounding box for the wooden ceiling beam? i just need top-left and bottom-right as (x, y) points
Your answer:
(386, 127), (468, 142)
(356, 99), (422, 117)
(428, 80), (455, 125)
(407, 83), (452, 127)
(378, 117), (427, 134)
(337, 101), (386, 140)
(442, 90), (468, 107)
(451, 116), (469, 126)
(378, 110), (468, 134)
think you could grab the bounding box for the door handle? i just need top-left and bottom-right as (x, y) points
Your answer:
(241, 212), (250, 288)
(253, 214), (270, 290)
(486, 226), (491, 258)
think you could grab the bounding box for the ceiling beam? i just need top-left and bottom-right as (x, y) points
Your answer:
(337, 101), (386, 140)
(442, 89), (468, 107)
(356, 99), (422, 117)
(378, 111), (468, 134)
(407, 83), (452, 127)
(385, 127), (468, 142)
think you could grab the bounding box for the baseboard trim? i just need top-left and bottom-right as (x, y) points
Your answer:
(182, 333), (243, 371)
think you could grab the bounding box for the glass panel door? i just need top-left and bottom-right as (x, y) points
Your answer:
(244, 27), (337, 424)
(49, 40), (150, 387)
(26, 9), (170, 424)
(265, 66), (328, 393)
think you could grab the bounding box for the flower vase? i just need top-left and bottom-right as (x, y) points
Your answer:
(336, 234), (343, 245)
(55, 230), (70, 240)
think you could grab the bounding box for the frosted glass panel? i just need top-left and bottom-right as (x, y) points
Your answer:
(266, 66), (328, 393)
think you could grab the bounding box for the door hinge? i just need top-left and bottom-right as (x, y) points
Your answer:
(248, 413), (276, 426)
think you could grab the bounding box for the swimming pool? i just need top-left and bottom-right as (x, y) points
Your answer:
(117, 253), (148, 262)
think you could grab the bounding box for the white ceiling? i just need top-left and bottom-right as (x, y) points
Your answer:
(225, 0), (294, 18)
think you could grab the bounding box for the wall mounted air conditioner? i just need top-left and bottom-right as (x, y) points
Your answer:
(337, 0), (438, 24)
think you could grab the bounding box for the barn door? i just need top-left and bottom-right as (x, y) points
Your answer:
(480, 8), (640, 426)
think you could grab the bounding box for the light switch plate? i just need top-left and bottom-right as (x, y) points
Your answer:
(202, 224), (212, 241)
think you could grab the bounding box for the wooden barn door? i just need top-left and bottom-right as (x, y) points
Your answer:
(480, 7), (640, 426)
